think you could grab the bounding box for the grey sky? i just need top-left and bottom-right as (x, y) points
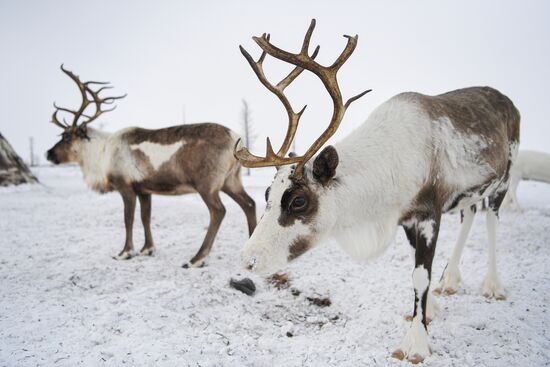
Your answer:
(1, 0), (549, 163)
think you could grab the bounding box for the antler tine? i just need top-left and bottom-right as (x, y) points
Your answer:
(345, 88), (372, 109)
(300, 18), (316, 54)
(257, 33), (269, 64)
(59, 64), (92, 128)
(79, 88), (126, 129)
(95, 85), (113, 94)
(52, 102), (78, 116)
(276, 45), (320, 91)
(84, 81), (111, 85)
(102, 94), (127, 102)
(51, 108), (69, 129)
(330, 35), (358, 72)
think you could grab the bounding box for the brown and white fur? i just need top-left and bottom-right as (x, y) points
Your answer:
(502, 150), (550, 211)
(241, 86), (519, 363)
(47, 123), (257, 267)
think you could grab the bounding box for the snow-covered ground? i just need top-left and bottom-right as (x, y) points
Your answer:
(1, 165), (549, 366)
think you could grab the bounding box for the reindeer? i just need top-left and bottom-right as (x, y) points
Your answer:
(46, 65), (256, 268)
(502, 150), (550, 211)
(235, 20), (519, 363)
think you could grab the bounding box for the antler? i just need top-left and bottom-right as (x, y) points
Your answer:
(236, 33), (320, 167)
(236, 19), (371, 177)
(51, 64), (126, 131)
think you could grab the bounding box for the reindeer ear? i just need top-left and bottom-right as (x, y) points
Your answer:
(312, 145), (339, 184)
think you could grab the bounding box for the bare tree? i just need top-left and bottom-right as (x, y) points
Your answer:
(29, 137), (35, 166)
(241, 99), (256, 175)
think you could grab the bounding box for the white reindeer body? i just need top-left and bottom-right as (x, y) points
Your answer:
(244, 88), (519, 273)
(236, 19), (520, 364)
(241, 86), (519, 364)
(512, 150), (550, 183)
(504, 150), (550, 210)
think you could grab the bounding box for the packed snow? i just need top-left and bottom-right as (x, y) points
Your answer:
(1, 165), (549, 366)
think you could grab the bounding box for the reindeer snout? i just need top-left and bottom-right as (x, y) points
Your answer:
(46, 149), (59, 164)
(242, 255), (257, 272)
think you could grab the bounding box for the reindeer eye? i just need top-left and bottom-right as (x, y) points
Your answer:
(291, 196), (307, 210)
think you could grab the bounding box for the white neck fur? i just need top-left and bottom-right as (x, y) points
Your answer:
(74, 128), (113, 191)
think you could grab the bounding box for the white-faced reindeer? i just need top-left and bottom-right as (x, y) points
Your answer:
(235, 20), (519, 363)
(46, 65), (256, 267)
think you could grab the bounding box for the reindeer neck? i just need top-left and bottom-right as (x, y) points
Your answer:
(76, 128), (113, 192)
(325, 101), (431, 259)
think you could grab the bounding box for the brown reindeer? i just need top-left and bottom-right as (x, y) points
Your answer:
(46, 65), (256, 268)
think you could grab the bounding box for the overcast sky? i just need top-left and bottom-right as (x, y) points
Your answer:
(1, 0), (549, 163)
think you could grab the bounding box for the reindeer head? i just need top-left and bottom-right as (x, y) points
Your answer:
(46, 65), (125, 164)
(236, 19), (370, 275)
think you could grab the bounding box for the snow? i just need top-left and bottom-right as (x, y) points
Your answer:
(1, 165), (550, 366)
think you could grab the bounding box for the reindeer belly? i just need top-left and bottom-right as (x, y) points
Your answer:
(443, 176), (506, 213)
(134, 176), (196, 196)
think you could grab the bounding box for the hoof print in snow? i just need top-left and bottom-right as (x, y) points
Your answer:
(306, 296), (331, 307)
(230, 278), (256, 296)
(267, 273), (290, 289)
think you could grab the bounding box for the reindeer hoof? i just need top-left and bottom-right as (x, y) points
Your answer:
(483, 291), (506, 300)
(434, 287), (457, 296)
(182, 260), (205, 269)
(435, 268), (461, 297)
(408, 353), (425, 364)
(391, 349), (405, 360)
(394, 318), (431, 363)
(482, 276), (505, 300)
(139, 247), (155, 256)
(392, 349), (425, 364)
(114, 250), (135, 260)
(444, 287), (457, 296)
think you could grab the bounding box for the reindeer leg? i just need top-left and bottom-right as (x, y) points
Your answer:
(402, 226), (439, 325)
(183, 191), (226, 268)
(506, 175), (522, 212)
(138, 193), (155, 256)
(393, 212), (441, 364)
(482, 191), (506, 300)
(222, 175), (257, 236)
(116, 189), (137, 260)
(434, 204), (476, 296)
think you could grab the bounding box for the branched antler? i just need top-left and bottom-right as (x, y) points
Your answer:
(235, 19), (371, 177)
(237, 33), (320, 166)
(51, 64), (126, 131)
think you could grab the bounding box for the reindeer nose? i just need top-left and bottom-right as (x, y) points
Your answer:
(46, 150), (58, 164)
(243, 257), (257, 272)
